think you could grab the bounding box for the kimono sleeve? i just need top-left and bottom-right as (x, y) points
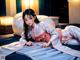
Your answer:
(41, 19), (57, 35)
(19, 32), (27, 45)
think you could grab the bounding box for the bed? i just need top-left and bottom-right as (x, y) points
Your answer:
(1, 42), (80, 60)
(0, 13), (80, 60)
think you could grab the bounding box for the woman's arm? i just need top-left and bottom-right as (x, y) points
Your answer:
(42, 34), (57, 48)
(41, 19), (57, 47)
(19, 32), (27, 46)
(19, 32), (33, 46)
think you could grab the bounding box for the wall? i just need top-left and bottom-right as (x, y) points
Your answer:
(0, 0), (6, 16)
(21, 0), (39, 15)
(68, 0), (80, 24)
(6, 0), (39, 16)
(6, 0), (16, 16)
(39, 0), (69, 23)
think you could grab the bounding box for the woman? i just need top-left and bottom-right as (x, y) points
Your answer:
(19, 8), (56, 46)
(19, 9), (80, 57)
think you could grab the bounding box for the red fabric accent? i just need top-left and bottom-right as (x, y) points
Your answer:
(34, 32), (51, 42)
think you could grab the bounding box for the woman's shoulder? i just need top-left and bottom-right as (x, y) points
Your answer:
(38, 18), (55, 30)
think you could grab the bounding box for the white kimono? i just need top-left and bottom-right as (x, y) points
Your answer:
(19, 19), (80, 57)
(52, 26), (80, 57)
(20, 19), (56, 43)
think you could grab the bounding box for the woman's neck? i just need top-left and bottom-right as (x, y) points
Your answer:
(31, 23), (36, 28)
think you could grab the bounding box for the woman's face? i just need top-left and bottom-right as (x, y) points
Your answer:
(24, 15), (36, 27)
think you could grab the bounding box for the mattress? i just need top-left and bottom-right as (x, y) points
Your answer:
(6, 42), (80, 60)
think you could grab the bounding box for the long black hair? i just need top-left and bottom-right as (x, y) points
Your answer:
(22, 9), (40, 41)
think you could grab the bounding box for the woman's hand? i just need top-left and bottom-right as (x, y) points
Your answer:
(26, 41), (33, 46)
(42, 42), (50, 48)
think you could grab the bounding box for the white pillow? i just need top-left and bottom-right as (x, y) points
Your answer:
(12, 17), (24, 35)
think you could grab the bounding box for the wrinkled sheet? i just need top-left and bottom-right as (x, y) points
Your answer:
(15, 42), (80, 60)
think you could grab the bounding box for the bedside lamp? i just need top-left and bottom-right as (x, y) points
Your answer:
(0, 16), (13, 37)
(0, 16), (13, 26)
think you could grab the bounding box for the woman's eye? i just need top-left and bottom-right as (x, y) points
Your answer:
(29, 17), (32, 19)
(25, 19), (27, 21)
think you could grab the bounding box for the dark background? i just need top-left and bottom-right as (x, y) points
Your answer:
(39, 0), (69, 23)
(0, 0), (69, 23)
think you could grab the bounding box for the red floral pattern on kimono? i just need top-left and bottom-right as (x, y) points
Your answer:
(34, 32), (51, 42)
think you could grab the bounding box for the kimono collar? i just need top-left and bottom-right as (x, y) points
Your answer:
(32, 23), (37, 29)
